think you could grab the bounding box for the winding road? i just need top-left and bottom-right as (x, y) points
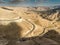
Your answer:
(0, 17), (46, 37)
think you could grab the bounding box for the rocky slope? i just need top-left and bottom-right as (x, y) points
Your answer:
(0, 6), (60, 45)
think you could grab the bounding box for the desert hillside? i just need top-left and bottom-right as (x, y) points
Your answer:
(0, 6), (60, 45)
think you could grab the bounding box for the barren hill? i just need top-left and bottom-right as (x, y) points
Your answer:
(0, 6), (60, 45)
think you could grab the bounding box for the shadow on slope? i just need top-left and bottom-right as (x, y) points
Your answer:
(0, 23), (60, 45)
(43, 30), (60, 43)
(0, 22), (22, 40)
(7, 30), (60, 45)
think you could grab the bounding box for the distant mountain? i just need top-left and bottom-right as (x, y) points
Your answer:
(34, 6), (60, 21)
(53, 5), (60, 9)
(27, 6), (50, 12)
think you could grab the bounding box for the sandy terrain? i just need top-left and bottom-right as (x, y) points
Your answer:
(0, 6), (60, 45)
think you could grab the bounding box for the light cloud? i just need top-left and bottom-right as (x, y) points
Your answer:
(0, 0), (26, 3)
(36, 0), (49, 2)
(0, 0), (59, 6)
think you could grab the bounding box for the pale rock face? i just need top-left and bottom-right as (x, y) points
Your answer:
(0, 6), (60, 38)
(0, 7), (20, 25)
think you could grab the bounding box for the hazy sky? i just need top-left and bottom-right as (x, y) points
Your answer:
(36, 0), (60, 6)
(0, 0), (60, 6)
